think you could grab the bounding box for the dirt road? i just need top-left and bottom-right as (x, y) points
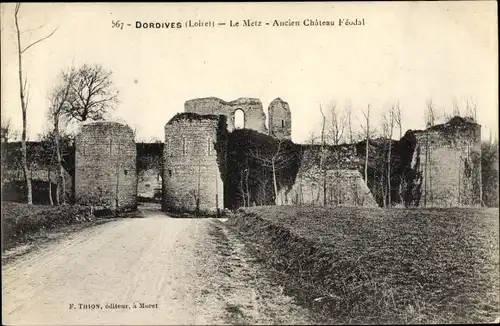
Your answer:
(2, 209), (315, 325)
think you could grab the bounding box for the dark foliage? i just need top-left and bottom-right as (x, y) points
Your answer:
(167, 112), (220, 124)
(215, 115), (229, 190)
(2, 140), (74, 176)
(393, 131), (422, 207)
(481, 141), (499, 207)
(2, 180), (58, 205)
(136, 142), (163, 173)
(224, 129), (301, 209)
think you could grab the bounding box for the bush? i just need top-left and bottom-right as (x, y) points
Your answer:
(1, 180), (59, 205)
(164, 207), (227, 218)
(1, 202), (95, 251)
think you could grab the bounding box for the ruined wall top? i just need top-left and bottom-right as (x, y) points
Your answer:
(299, 143), (360, 170)
(78, 120), (135, 139)
(411, 116), (481, 146)
(184, 97), (262, 111)
(184, 97), (268, 133)
(166, 112), (222, 125)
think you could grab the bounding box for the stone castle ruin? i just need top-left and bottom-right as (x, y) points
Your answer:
(163, 97), (375, 213)
(162, 97), (294, 213)
(162, 113), (226, 212)
(75, 121), (137, 211)
(402, 116), (482, 207)
(161, 97), (483, 213)
(1, 97), (487, 212)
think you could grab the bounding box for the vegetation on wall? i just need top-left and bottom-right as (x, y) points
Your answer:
(136, 142), (163, 174)
(224, 129), (301, 209)
(481, 140), (499, 207)
(2, 114), (497, 208)
(167, 112), (221, 125)
(214, 115), (228, 192)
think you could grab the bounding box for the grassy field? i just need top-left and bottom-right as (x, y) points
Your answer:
(228, 206), (499, 324)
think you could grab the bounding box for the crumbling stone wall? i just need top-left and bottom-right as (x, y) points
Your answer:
(281, 144), (377, 207)
(409, 117), (482, 207)
(163, 113), (227, 213)
(75, 121), (137, 211)
(285, 168), (377, 207)
(268, 98), (292, 140)
(184, 97), (268, 133)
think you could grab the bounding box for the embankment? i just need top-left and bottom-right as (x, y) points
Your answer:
(227, 206), (499, 324)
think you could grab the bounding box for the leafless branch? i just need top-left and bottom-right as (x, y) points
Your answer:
(19, 23), (45, 35)
(425, 99), (436, 127)
(21, 27), (58, 54)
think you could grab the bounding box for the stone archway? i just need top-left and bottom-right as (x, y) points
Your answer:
(234, 109), (245, 129)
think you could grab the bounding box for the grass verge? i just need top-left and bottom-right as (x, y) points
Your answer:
(227, 206), (499, 324)
(1, 201), (116, 253)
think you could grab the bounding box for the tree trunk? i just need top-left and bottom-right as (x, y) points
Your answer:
(388, 138), (392, 207)
(364, 106), (370, 188)
(320, 106), (326, 206)
(196, 159), (201, 212)
(48, 167), (53, 205)
(56, 179), (61, 206)
(365, 138), (369, 187)
(54, 119), (66, 204)
(348, 112), (353, 144)
(272, 162), (278, 205)
(380, 176), (386, 207)
(15, 11), (32, 204)
(245, 168), (250, 206)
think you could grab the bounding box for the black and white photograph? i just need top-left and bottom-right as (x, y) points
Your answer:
(1, 2), (498, 325)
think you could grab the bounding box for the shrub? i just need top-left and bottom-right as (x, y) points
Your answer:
(1, 202), (95, 251)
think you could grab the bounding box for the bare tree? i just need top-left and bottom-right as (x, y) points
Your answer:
(237, 161), (251, 207)
(255, 172), (270, 205)
(319, 105), (327, 206)
(465, 97), (477, 121)
(307, 131), (318, 145)
(382, 106), (395, 207)
(451, 98), (461, 117)
(345, 101), (354, 144)
(360, 105), (371, 187)
(423, 99), (437, 206)
(249, 138), (291, 205)
(37, 130), (56, 205)
(48, 67), (77, 204)
(1, 118), (19, 142)
(327, 102), (347, 145)
(238, 169), (247, 207)
(425, 99), (436, 128)
(63, 64), (119, 122)
(14, 3), (57, 204)
(393, 101), (402, 139)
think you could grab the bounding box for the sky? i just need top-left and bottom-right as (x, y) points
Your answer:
(1, 2), (498, 143)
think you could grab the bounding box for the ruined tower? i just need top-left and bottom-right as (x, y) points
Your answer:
(411, 116), (482, 207)
(268, 98), (292, 140)
(162, 113), (227, 213)
(75, 121), (137, 211)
